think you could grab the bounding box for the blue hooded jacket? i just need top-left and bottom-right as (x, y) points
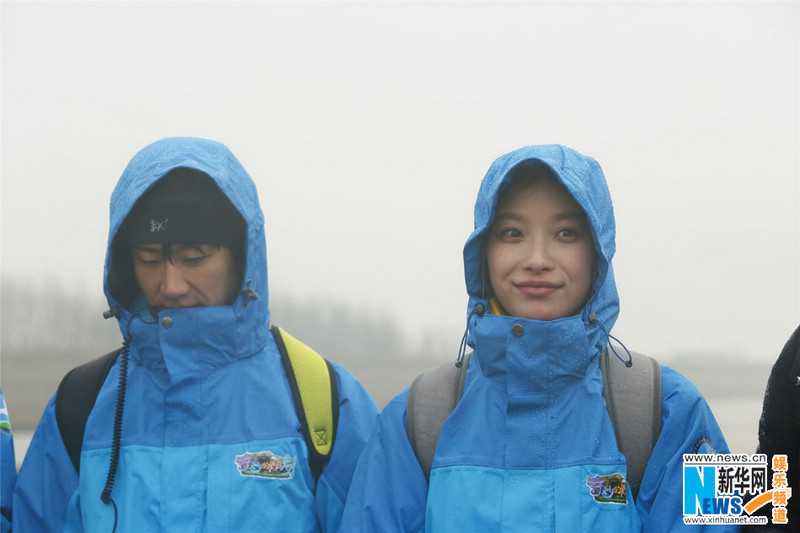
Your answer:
(341, 145), (735, 532)
(13, 137), (379, 533)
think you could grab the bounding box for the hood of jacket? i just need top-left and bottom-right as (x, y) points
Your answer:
(103, 137), (269, 361)
(463, 144), (619, 358)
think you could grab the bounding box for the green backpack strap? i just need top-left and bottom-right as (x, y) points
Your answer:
(271, 326), (339, 481)
(600, 346), (663, 500)
(406, 352), (472, 481)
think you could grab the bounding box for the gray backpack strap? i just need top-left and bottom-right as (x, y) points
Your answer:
(406, 352), (472, 481)
(600, 346), (662, 500)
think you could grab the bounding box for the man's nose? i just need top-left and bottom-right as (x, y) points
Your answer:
(161, 261), (190, 298)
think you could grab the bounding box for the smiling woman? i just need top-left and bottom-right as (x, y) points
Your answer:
(340, 144), (736, 532)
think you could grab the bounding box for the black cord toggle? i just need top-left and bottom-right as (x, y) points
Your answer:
(241, 287), (259, 301)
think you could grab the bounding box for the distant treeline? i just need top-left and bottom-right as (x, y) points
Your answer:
(0, 277), (412, 360)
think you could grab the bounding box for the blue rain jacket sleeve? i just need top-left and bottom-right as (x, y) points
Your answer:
(340, 390), (428, 533)
(12, 395), (78, 533)
(315, 363), (379, 532)
(636, 367), (737, 532)
(1, 388), (17, 533)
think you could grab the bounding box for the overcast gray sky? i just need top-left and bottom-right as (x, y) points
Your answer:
(2, 1), (798, 362)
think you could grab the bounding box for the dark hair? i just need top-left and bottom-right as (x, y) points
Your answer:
(108, 168), (246, 307)
(494, 160), (559, 212)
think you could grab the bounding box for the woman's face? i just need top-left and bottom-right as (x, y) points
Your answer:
(486, 177), (595, 321)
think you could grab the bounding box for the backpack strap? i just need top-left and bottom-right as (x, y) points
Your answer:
(55, 348), (121, 472)
(406, 352), (472, 481)
(271, 326), (339, 482)
(600, 346), (662, 500)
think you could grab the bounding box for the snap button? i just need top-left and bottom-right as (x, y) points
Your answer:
(511, 324), (524, 337)
(161, 316), (173, 328)
(475, 303), (485, 317)
(588, 312), (597, 324)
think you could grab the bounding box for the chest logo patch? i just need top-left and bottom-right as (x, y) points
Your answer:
(585, 473), (628, 504)
(235, 451), (296, 480)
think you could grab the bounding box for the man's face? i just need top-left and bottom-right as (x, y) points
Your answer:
(131, 244), (240, 311)
(486, 177), (595, 321)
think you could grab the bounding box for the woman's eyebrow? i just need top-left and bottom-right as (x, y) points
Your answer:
(493, 211), (587, 222)
(554, 211), (588, 222)
(493, 211), (525, 222)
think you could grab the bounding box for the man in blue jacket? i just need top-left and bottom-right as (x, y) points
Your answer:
(13, 137), (378, 532)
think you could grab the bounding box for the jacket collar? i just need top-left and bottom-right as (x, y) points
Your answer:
(470, 313), (601, 393)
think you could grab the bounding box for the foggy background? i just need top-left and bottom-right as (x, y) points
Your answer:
(2, 1), (798, 460)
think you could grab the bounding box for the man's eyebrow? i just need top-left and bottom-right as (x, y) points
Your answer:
(133, 244), (161, 253)
(171, 244), (210, 252)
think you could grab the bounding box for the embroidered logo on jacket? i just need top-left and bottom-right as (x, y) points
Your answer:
(235, 451), (296, 479)
(0, 396), (10, 433)
(586, 473), (628, 504)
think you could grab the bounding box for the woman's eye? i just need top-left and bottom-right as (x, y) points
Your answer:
(499, 228), (522, 239)
(557, 228), (579, 239)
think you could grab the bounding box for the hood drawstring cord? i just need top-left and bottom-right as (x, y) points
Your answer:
(456, 303), (485, 368)
(456, 329), (468, 368)
(100, 309), (149, 533)
(589, 312), (632, 367)
(100, 337), (128, 533)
